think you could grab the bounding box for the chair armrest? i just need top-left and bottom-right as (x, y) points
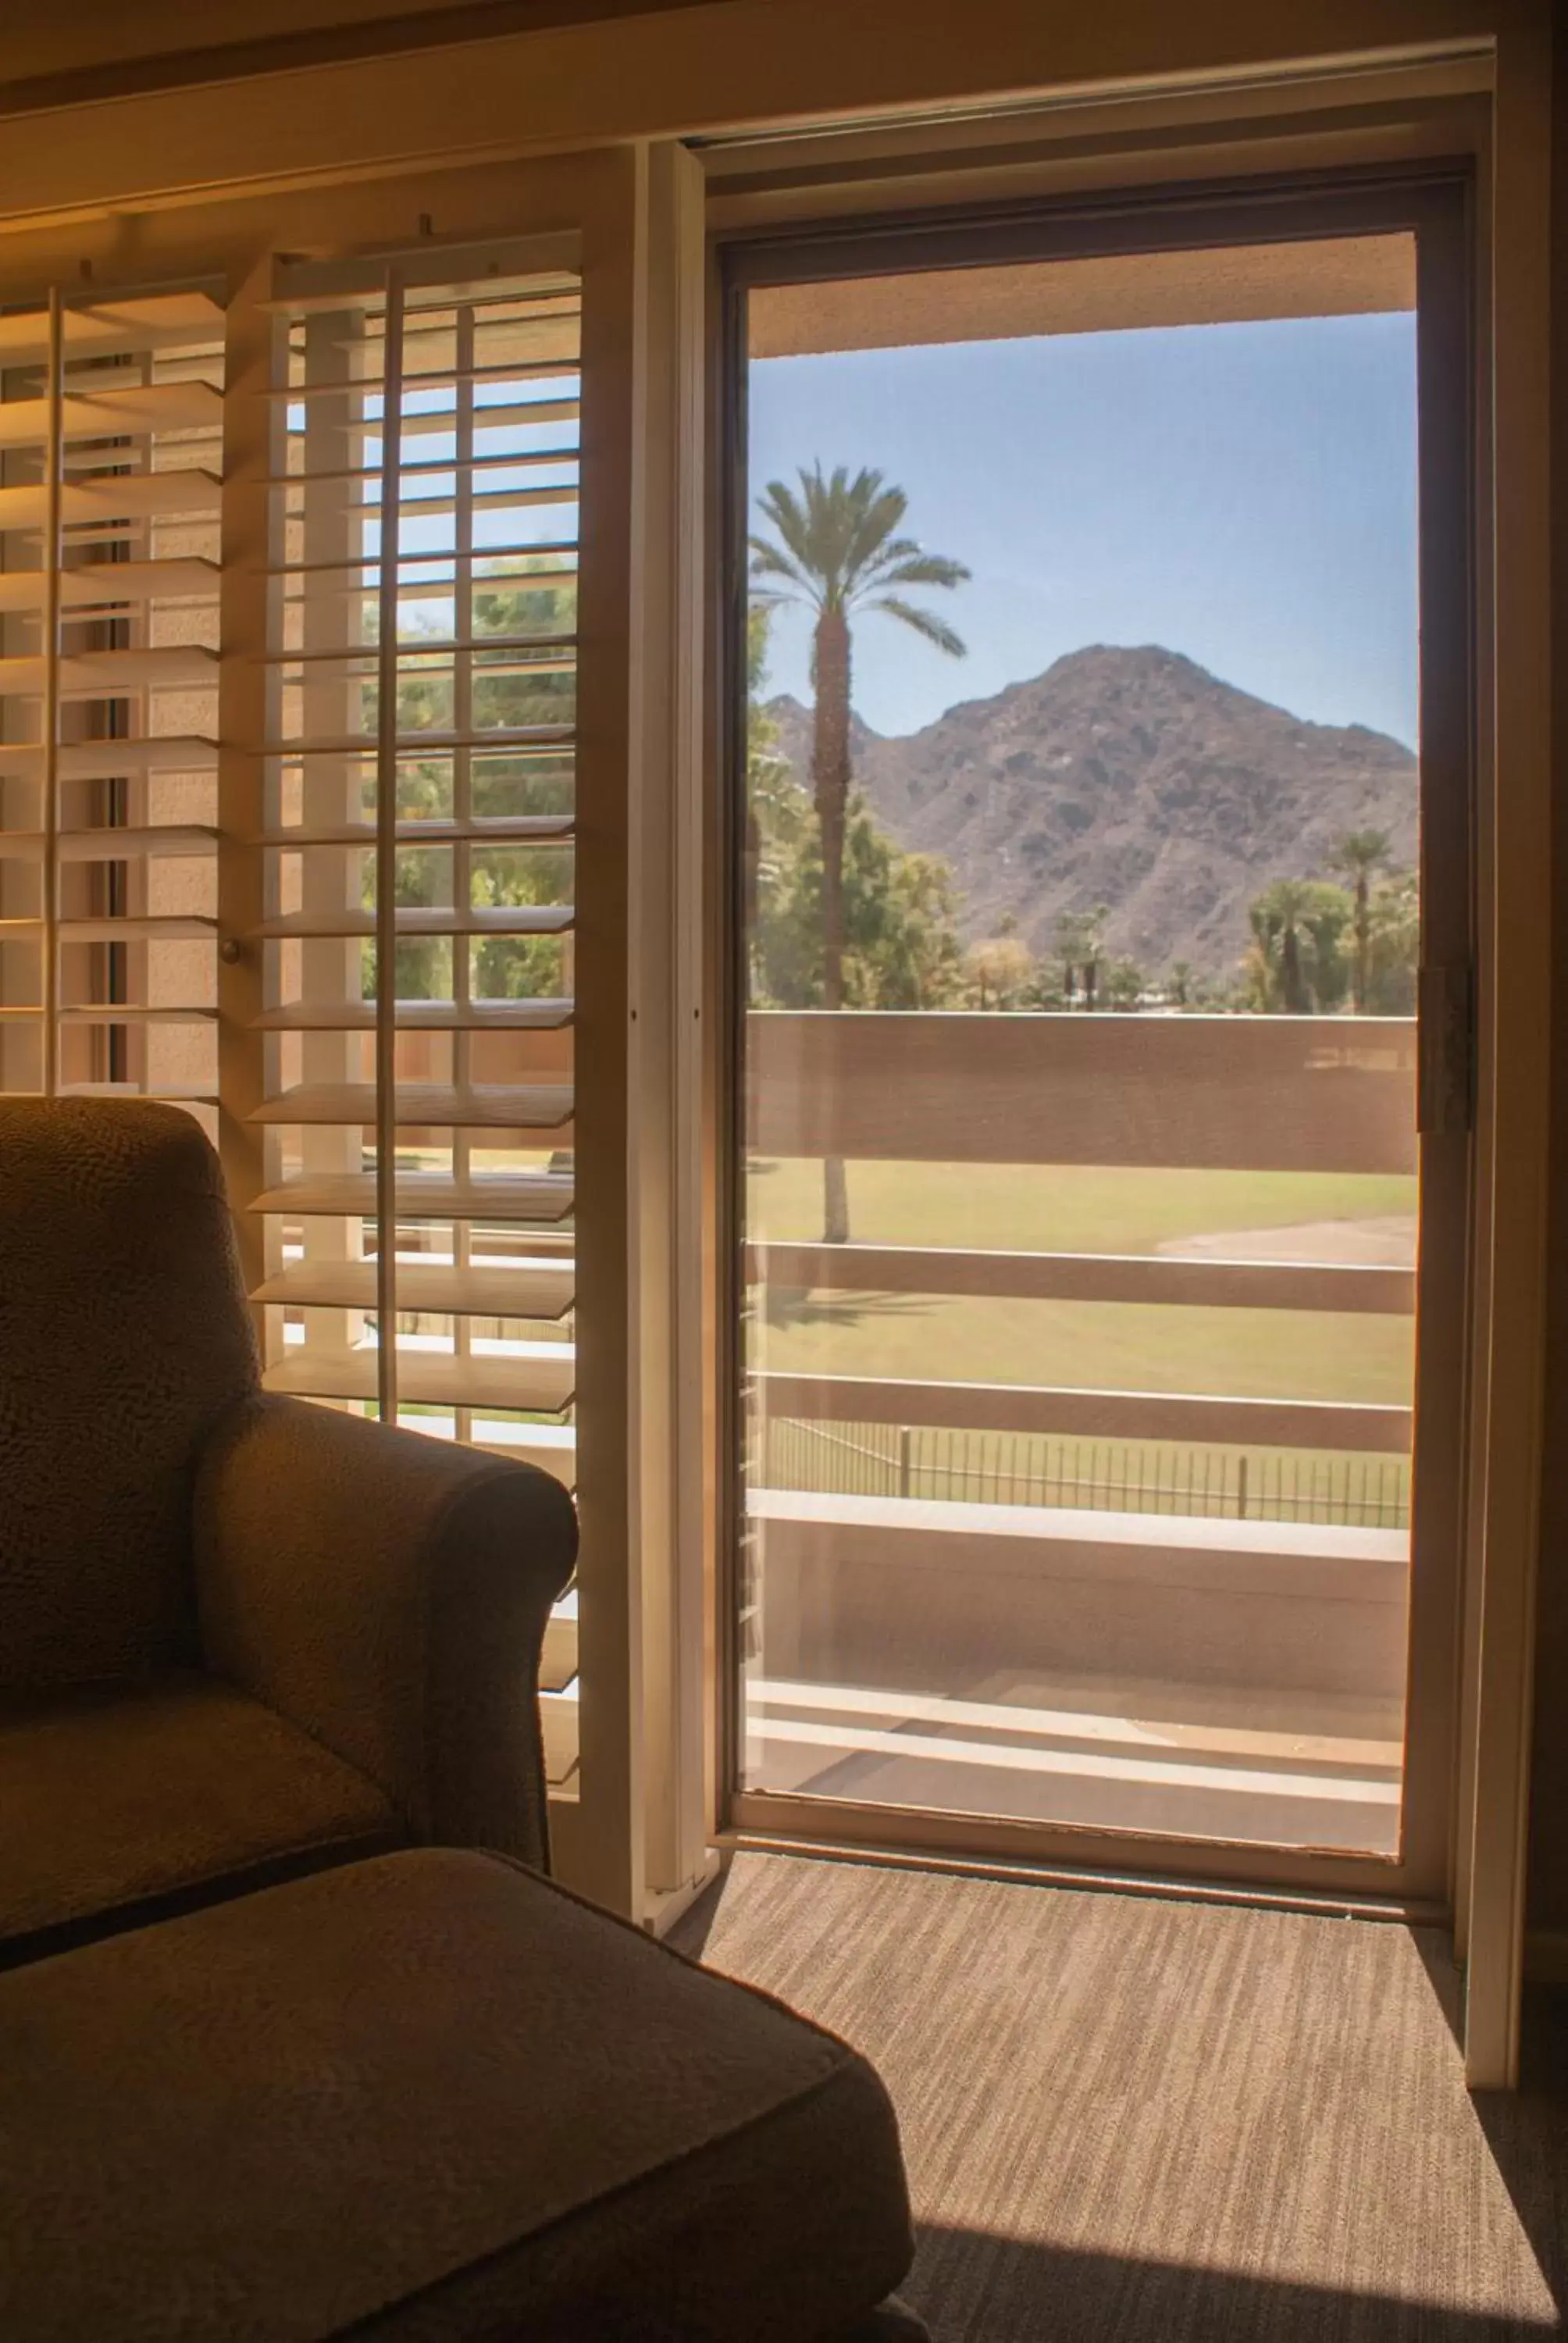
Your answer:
(191, 1394), (576, 1870)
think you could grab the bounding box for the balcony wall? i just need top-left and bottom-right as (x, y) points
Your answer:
(744, 1008), (1417, 1792)
(747, 1008), (1417, 1173)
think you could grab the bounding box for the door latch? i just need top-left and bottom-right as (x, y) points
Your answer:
(1417, 964), (1474, 1136)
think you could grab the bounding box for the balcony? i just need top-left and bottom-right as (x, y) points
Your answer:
(741, 1007), (1418, 1856)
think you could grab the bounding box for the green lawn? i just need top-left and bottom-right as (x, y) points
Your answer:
(747, 1160), (1417, 1408)
(747, 1158), (1417, 1256)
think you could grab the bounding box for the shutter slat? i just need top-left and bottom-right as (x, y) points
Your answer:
(263, 359), (577, 400)
(248, 1081), (573, 1129)
(251, 906), (572, 940)
(263, 1346), (574, 1413)
(269, 540), (577, 585)
(264, 726), (572, 755)
(0, 292), (223, 368)
(59, 917), (217, 942)
(0, 381), (223, 452)
(59, 1078), (218, 1102)
(0, 826), (217, 862)
(254, 997), (572, 1031)
(0, 559), (219, 616)
(250, 1171), (574, 1221)
(59, 826), (219, 860)
(0, 647), (218, 697)
(258, 818), (572, 846)
(271, 445), (578, 489)
(0, 473), (222, 533)
(58, 1005), (216, 1024)
(265, 639), (575, 670)
(254, 1260), (574, 1318)
(0, 736), (217, 779)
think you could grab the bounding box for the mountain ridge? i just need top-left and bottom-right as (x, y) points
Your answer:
(764, 644), (1417, 980)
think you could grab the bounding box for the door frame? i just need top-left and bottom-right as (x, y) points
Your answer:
(714, 163), (1477, 1912)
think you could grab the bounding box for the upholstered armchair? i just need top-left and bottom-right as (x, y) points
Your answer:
(0, 1097), (577, 1967)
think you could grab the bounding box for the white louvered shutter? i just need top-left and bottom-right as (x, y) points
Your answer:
(252, 262), (582, 1795)
(0, 293), (223, 1123)
(0, 265), (582, 1801)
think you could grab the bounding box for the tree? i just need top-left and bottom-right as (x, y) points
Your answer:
(754, 793), (964, 1012)
(1331, 828), (1393, 1014)
(1366, 866), (1420, 1014)
(965, 934), (1034, 1010)
(362, 556), (576, 1007)
(1053, 905), (1109, 1009)
(750, 462), (969, 1243)
(1246, 878), (1351, 1014)
(743, 607), (805, 991)
(1104, 957), (1146, 1011)
(1167, 960), (1195, 1009)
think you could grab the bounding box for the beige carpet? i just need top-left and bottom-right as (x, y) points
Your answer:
(672, 1854), (1568, 2340)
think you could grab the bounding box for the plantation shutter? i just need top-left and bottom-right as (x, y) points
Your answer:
(0, 261), (582, 1799)
(252, 258), (582, 1794)
(0, 293), (224, 1123)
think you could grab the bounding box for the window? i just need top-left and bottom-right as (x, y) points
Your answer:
(0, 259), (586, 1804)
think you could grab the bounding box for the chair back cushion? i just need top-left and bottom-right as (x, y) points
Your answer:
(0, 1100), (258, 1686)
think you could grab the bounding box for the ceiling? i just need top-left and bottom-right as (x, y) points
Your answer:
(0, 0), (720, 115)
(749, 235), (1417, 360)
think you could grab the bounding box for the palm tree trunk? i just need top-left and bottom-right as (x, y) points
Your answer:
(1353, 875), (1370, 1015)
(1282, 922), (1307, 1015)
(813, 608), (852, 1243)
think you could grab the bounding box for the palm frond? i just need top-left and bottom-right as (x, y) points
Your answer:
(750, 462), (968, 650)
(754, 479), (814, 569)
(843, 485), (910, 580)
(863, 553), (973, 594)
(864, 596), (968, 657)
(748, 535), (817, 601)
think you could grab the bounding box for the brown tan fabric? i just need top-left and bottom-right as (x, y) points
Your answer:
(0, 1098), (258, 1685)
(0, 1672), (401, 1967)
(195, 1394), (576, 1870)
(0, 1849), (916, 2343)
(0, 1097), (579, 1945)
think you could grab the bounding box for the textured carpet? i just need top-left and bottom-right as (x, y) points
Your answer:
(672, 1854), (1568, 2340)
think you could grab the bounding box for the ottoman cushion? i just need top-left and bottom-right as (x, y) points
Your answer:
(0, 1846), (914, 2341)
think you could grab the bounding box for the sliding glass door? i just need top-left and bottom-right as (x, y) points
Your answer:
(725, 176), (1472, 1895)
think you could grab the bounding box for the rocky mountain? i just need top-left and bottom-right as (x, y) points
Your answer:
(764, 645), (1418, 981)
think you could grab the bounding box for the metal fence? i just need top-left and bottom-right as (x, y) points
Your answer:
(760, 1416), (1411, 1529)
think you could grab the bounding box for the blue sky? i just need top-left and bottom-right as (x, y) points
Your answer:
(747, 312), (1420, 749)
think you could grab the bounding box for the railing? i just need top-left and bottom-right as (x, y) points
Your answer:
(746, 1008), (1417, 1496)
(741, 1010), (1420, 1828)
(762, 1417), (1412, 1529)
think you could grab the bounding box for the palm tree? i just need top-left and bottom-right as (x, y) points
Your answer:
(1250, 878), (1317, 1014)
(1331, 829), (1393, 1014)
(1053, 905), (1109, 1010)
(750, 464), (969, 1242)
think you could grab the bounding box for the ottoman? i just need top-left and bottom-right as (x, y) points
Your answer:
(0, 1848), (922, 2341)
